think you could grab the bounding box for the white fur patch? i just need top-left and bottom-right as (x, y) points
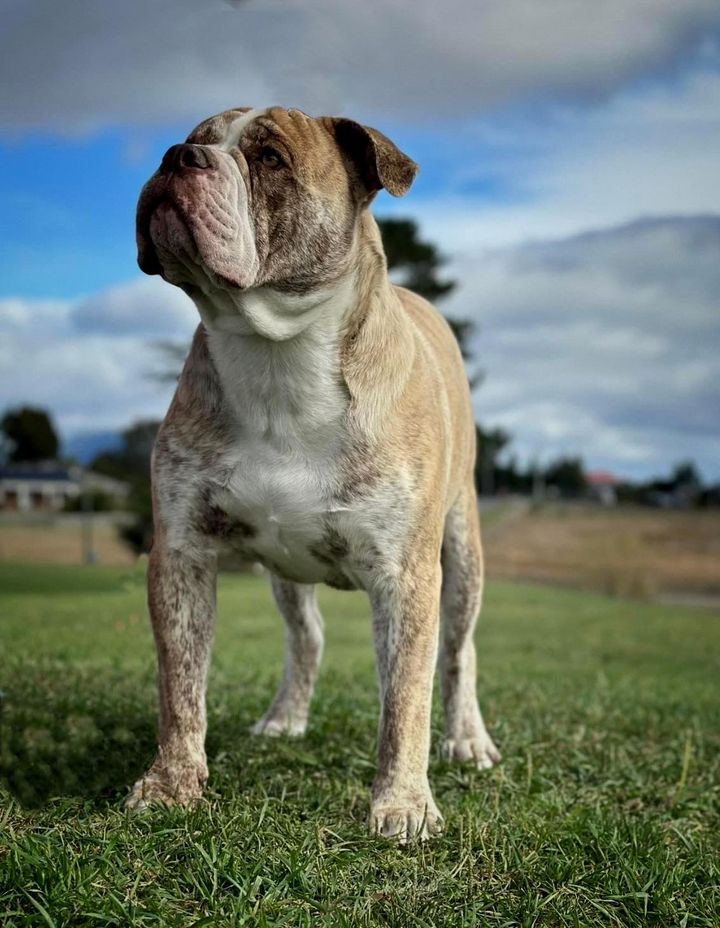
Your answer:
(216, 108), (267, 152)
(235, 275), (357, 340)
(193, 273), (357, 343)
(204, 281), (352, 438)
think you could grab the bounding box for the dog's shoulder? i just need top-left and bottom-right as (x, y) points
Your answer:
(153, 324), (230, 471)
(173, 324), (224, 415)
(393, 285), (466, 372)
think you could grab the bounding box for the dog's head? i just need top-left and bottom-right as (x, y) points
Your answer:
(137, 107), (417, 296)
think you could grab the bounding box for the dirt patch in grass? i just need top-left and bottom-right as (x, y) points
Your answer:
(484, 503), (720, 600)
(0, 514), (135, 567)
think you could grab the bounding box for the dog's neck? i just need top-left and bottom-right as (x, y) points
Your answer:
(195, 274), (357, 342)
(195, 214), (391, 446)
(203, 289), (352, 447)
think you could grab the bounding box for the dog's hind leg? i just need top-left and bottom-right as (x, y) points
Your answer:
(252, 576), (324, 737)
(439, 484), (501, 770)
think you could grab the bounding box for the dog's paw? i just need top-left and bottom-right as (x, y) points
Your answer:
(442, 731), (501, 770)
(251, 712), (307, 738)
(370, 794), (443, 843)
(125, 763), (206, 812)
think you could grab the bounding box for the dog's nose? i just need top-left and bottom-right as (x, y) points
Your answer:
(160, 143), (212, 174)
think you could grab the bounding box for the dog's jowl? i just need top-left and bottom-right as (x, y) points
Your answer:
(127, 106), (501, 840)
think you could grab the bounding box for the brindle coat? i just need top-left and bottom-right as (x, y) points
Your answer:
(126, 107), (500, 840)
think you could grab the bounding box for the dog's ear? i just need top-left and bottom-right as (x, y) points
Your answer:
(321, 117), (418, 202)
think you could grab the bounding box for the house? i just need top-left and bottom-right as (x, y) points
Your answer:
(0, 462), (129, 512)
(586, 470), (620, 506)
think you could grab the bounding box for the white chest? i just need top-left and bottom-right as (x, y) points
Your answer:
(212, 435), (340, 559)
(201, 312), (354, 580)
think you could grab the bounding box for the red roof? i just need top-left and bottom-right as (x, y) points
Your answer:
(587, 470), (621, 486)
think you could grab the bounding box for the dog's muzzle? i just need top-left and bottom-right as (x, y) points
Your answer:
(136, 141), (258, 290)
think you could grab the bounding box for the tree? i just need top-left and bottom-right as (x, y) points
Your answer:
(92, 420), (160, 553)
(378, 218), (456, 303)
(1, 406), (59, 462)
(92, 420), (159, 482)
(543, 456), (587, 498)
(150, 340), (190, 385)
(474, 425), (511, 496)
(631, 459), (705, 508)
(667, 461), (702, 492)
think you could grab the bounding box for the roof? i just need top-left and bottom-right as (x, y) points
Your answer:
(0, 463), (128, 493)
(586, 470), (621, 486)
(0, 465), (75, 482)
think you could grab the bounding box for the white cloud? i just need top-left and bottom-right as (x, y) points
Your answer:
(72, 278), (196, 335)
(435, 215), (720, 479)
(1, 0), (719, 133)
(380, 68), (720, 253)
(0, 279), (196, 436)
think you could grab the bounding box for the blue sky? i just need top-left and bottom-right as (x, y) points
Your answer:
(0, 131), (175, 299)
(1, 0), (719, 479)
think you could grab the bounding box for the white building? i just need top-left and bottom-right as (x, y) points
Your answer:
(0, 463), (129, 512)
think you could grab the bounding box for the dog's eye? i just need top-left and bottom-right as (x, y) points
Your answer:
(259, 147), (283, 169)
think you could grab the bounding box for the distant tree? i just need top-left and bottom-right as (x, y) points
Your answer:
(92, 419), (160, 553)
(120, 480), (154, 554)
(618, 461), (708, 508)
(150, 340), (189, 385)
(92, 420), (159, 481)
(543, 456), (587, 498)
(1, 406), (59, 462)
(698, 483), (720, 508)
(496, 453), (534, 496)
(378, 218), (456, 303)
(667, 461), (702, 492)
(474, 425), (511, 496)
(637, 459), (705, 508)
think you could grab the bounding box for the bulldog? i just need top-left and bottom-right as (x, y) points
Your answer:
(126, 106), (500, 840)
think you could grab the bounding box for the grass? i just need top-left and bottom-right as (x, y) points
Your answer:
(1, 561), (719, 926)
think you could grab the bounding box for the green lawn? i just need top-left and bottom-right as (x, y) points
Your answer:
(1, 561), (719, 926)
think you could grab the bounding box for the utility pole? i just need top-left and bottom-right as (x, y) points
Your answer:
(531, 452), (545, 504)
(80, 474), (97, 564)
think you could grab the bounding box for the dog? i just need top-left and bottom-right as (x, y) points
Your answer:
(127, 107), (500, 840)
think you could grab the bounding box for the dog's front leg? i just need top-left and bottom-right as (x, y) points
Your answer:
(369, 558), (443, 841)
(126, 543), (216, 810)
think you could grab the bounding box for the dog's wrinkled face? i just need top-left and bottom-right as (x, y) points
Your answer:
(137, 106), (418, 296)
